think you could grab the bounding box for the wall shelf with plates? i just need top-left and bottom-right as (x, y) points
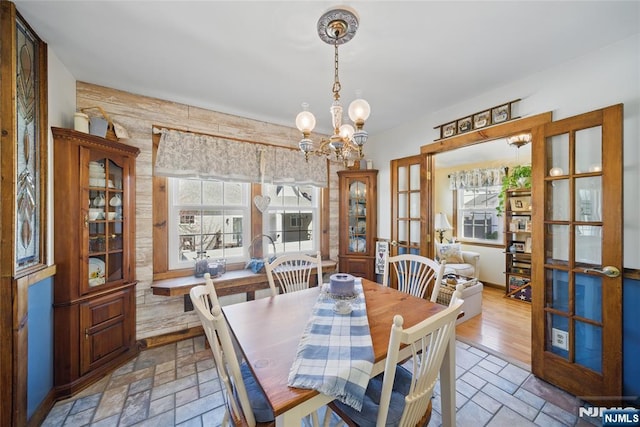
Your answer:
(338, 169), (378, 280)
(51, 127), (140, 397)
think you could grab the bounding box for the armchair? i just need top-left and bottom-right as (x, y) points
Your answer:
(435, 242), (480, 279)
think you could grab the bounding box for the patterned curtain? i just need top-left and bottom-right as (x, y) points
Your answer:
(153, 128), (328, 187)
(449, 167), (506, 190)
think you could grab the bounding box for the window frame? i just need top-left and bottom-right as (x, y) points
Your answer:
(167, 178), (251, 270)
(261, 184), (320, 257)
(455, 185), (504, 245)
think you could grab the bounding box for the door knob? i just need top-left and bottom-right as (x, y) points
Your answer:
(584, 266), (621, 278)
(390, 240), (398, 247)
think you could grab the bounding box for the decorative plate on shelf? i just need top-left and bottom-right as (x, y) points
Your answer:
(88, 257), (106, 287)
(349, 237), (366, 253)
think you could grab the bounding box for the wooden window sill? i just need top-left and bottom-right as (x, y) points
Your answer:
(151, 259), (337, 298)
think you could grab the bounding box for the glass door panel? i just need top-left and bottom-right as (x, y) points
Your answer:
(547, 312), (569, 359)
(348, 180), (367, 254)
(397, 220), (407, 253)
(546, 133), (569, 177)
(575, 273), (602, 322)
(547, 180), (569, 221)
(575, 126), (602, 174)
(409, 164), (420, 190)
(575, 177), (602, 222)
(410, 221), (420, 248)
(575, 225), (602, 266)
(575, 320), (602, 373)
(398, 193), (407, 218)
(545, 224), (569, 265)
(409, 193), (420, 217)
(397, 166), (407, 191)
(546, 269), (569, 311)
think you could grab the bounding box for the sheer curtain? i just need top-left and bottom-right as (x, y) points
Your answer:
(154, 128), (328, 187)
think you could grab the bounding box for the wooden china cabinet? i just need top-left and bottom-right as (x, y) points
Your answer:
(337, 169), (378, 281)
(51, 127), (140, 397)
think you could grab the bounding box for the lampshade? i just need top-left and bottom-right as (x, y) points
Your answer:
(434, 212), (452, 231)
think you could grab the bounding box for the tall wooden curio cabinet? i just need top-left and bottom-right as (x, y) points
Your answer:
(52, 127), (140, 397)
(337, 169), (378, 280)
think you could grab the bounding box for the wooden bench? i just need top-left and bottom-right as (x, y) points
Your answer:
(151, 259), (337, 300)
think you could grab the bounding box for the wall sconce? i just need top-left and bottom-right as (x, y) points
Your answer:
(434, 212), (453, 243)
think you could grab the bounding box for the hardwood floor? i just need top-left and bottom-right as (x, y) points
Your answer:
(456, 286), (532, 367)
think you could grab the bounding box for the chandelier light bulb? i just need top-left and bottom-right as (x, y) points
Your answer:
(348, 98), (371, 125)
(339, 124), (355, 141)
(295, 103), (316, 134)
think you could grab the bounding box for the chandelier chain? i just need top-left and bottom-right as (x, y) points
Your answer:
(332, 42), (341, 100)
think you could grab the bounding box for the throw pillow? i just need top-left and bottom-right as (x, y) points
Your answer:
(437, 243), (465, 264)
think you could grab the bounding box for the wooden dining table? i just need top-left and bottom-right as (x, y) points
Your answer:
(222, 278), (457, 427)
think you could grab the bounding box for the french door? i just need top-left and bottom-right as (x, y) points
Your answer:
(390, 155), (429, 258)
(531, 104), (623, 404)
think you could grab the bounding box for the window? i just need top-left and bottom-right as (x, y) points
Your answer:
(262, 184), (319, 255)
(168, 178), (250, 269)
(457, 185), (503, 243)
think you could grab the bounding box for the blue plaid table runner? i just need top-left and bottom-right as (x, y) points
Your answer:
(287, 279), (374, 411)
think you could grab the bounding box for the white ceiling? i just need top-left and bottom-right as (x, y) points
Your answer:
(14, 1), (640, 136)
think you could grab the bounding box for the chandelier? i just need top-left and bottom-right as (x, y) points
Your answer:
(296, 7), (371, 164)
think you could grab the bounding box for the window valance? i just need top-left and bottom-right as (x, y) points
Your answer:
(449, 167), (506, 190)
(153, 128), (328, 187)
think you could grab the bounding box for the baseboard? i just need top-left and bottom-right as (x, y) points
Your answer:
(27, 388), (56, 427)
(480, 281), (504, 290)
(137, 326), (204, 349)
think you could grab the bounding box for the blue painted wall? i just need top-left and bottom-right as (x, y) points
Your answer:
(27, 277), (54, 419)
(623, 277), (640, 399)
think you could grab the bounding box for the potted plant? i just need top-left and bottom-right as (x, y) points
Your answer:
(497, 164), (532, 216)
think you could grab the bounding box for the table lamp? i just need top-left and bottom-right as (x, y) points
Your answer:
(434, 212), (453, 243)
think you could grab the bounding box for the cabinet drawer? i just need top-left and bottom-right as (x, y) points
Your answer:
(86, 293), (124, 327)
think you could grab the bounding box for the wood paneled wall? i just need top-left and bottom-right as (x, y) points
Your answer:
(76, 82), (340, 340)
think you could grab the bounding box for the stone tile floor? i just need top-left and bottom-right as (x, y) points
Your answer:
(42, 336), (602, 426)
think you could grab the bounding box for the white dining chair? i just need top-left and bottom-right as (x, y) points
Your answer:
(265, 251), (322, 296)
(190, 275), (274, 426)
(382, 254), (445, 302)
(329, 298), (464, 427)
(194, 274), (325, 427)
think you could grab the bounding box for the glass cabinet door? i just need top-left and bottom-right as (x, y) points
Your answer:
(347, 180), (367, 254)
(85, 155), (125, 293)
